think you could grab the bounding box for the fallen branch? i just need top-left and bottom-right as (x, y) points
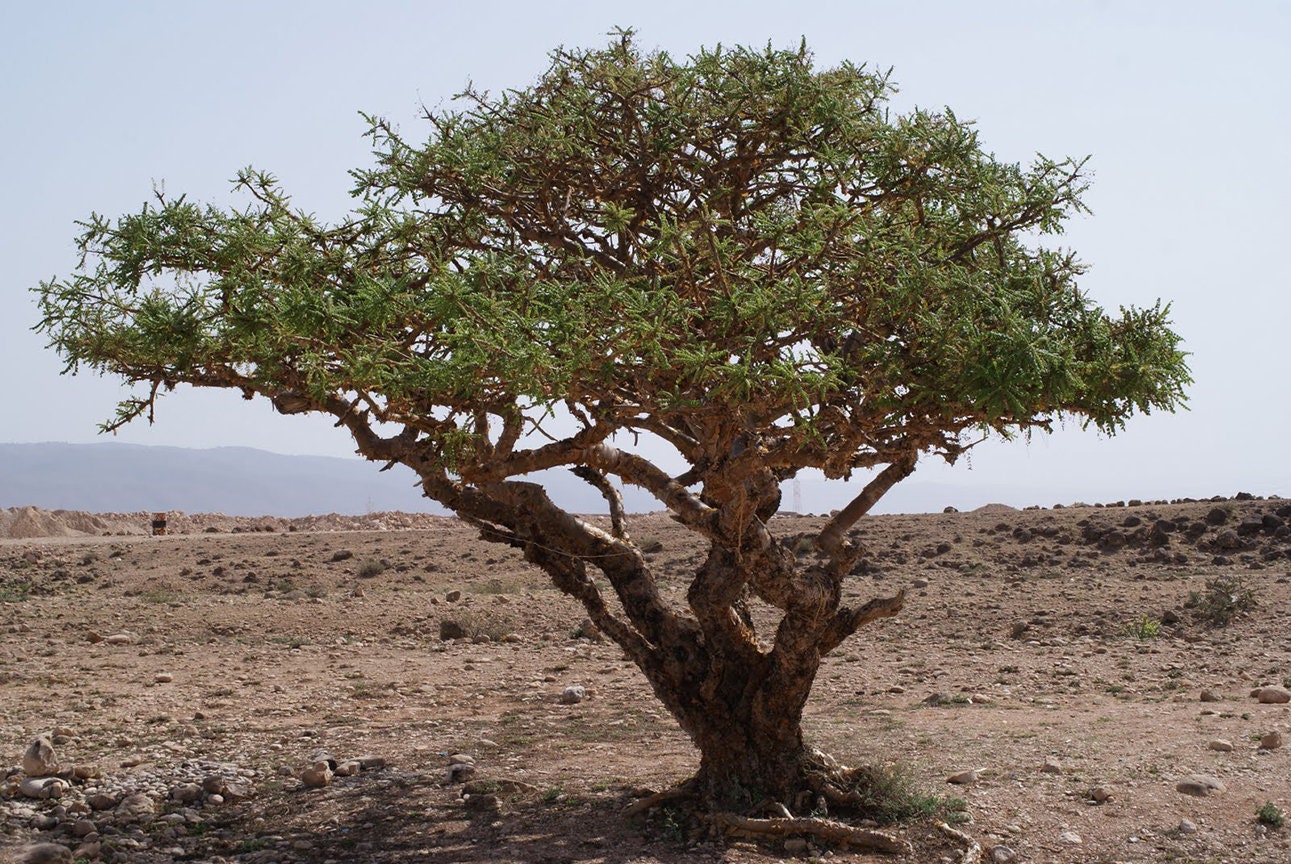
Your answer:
(936, 820), (982, 864)
(707, 812), (912, 855)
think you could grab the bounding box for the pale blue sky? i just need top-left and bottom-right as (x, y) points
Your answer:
(3, 1), (1287, 511)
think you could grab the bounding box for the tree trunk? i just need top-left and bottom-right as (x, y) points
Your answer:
(691, 704), (812, 811)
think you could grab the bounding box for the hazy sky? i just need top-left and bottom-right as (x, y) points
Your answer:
(3, 1), (1287, 510)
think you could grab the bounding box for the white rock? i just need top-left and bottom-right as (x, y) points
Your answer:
(19, 777), (67, 800)
(560, 685), (587, 704)
(1058, 830), (1083, 845)
(947, 769), (979, 785)
(1208, 739), (1234, 752)
(991, 846), (1018, 864)
(1178, 818), (1198, 834)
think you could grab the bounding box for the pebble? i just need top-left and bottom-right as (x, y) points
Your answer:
(560, 685), (587, 704)
(947, 769), (979, 785)
(154, 672), (174, 683)
(1199, 689), (1221, 702)
(1178, 818), (1198, 834)
(1253, 686), (1291, 704)
(447, 762), (476, 783)
(103, 633), (133, 645)
(991, 846), (1017, 864)
(22, 737), (59, 777)
(1088, 786), (1113, 803)
(1058, 830), (1082, 845)
(1259, 731), (1284, 750)
(1040, 756), (1063, 774)
(1176, 774), (1225, 797)
(1208, 739), (1234, 752)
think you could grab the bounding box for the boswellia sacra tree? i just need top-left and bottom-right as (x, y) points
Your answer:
(37, 32), (1188, 852)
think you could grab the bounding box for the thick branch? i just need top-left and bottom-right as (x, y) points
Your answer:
(815, 455), (917, 560)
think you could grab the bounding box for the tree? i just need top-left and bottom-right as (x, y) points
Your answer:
(37, 32), (1189, 845)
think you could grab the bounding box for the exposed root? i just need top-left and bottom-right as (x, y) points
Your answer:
(622, 779), (698, 817)
(708, 812), (912, 855)
(936, 820), (983, 864)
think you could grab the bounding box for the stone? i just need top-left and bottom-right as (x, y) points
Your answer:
(1178, 818), (1198, 834)
(355, 754), (386, 770)
(71, 843), (100, 862)
(1009, 621), (1029, 639)
(560, 685), (587, 704)
(30, 813), (59, 830)
(1040, 756), (1063, 774)
(116, 792), (156, 821)
(1208, 739), (1234, 752)
(463, 792), (500, 814)
(1058, 830), (1082, 845)
(1176, 774), (1225, 797)
(19, 777), (67, 800)
(1259, 730), (1284, 750)
(445, 590), (461, 602)
(22, 737), (58, 777)
(1254, 686), (1291, 704)
(14, 844), (72, 864)
(991, 846), (1018, 864)
(301, 762), (333, 788)
(154, 672), (174, 683)
(439, 619), (467, 640)
(447, 752), (475, 765)
(103, 633), (133, 645)
(447, 762), (476, 783)
(171, 782), (203, 803)
(71, 818), (97, 838)
(947, 769), (979, 785)
(783, 837), (810, 855)
(334, 759), (362, 777)
(1199, 689), (1221, 702)
(1088, 786), (1113, 803)
(87, 792), (119, 811)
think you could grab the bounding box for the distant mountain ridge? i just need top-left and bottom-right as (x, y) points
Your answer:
(0, 442), (445, 517)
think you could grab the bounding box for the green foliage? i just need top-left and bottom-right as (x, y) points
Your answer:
(845, 763), (968, 825)
(1124, 614), (1161, 640)
(1187, 575), (1255, 627)
(35, 32), (1188, 484)
(1257, 801), (1284, 828)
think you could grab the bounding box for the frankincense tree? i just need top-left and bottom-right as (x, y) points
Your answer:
(37, 32), (1189, 844)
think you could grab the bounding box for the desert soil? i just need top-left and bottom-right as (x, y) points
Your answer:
(1, 495), (1290, 864)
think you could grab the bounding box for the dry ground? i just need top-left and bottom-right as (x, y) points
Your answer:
(1, 495), (1290, 864)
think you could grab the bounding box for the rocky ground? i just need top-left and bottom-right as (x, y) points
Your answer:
(1, 494), (1290, 864)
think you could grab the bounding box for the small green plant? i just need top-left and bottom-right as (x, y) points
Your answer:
(845, 763), (968, 825)
(1187, 574), (1256, 627)
(1257, 801), (1284, 828)
(1124, 615), (1161, 640)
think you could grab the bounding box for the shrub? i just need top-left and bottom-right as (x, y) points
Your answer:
(1187, 574), (1255, 627)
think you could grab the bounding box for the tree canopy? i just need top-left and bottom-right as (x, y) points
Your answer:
(37, 32), (1189, 832)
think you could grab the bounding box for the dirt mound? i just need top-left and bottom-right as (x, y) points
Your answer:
(0, 506), (126, 539)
